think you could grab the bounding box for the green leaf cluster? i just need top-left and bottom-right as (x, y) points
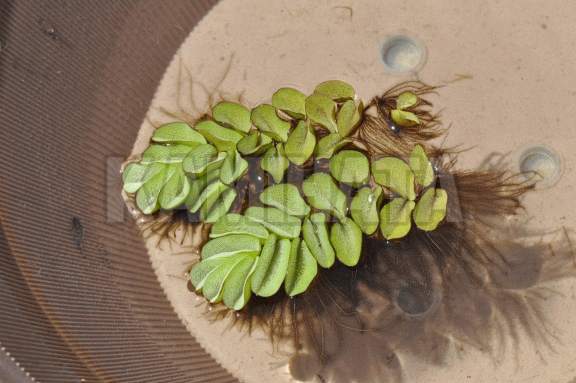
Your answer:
(372, 145), (447, 239)
(122, 81), (448, 310)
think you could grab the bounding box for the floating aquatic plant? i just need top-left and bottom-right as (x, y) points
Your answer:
(123, 82), (450, 310)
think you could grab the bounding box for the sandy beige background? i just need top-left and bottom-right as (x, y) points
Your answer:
(126, 0), (576, 382)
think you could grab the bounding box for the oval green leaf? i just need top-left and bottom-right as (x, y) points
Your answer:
(184, 169), (220, 212)
(413, 188), (448, 231)
(186, 178), (225, 213)
(202, 252), (251, 303)
(350, 186), (383, 235)
(302, 213), (335, 268)
(209, 213), (270, 243)
(250, 104), (291, 142)
(158, 166), (192, 210)
(236, 130), (273, 156)
(329, 150), (370, 187)
(409, 144), (434, 187)
(135, 164), (177, 214)
(261, 144), (289, 183)
(313, 133), (352, 159)
(336, 99), (363, 137)
(371, 157), (416, 200)
(379, 198), (415, 240)
(396, 92), (417, 110)
(199, 185), (237, 223)
(259, 184), (310, 217)
(222, 253), (258, 310)
(251, 234), (291, 297)
(123, 162), (166, 193)
(151, 122), (207, 146)
(201, 234), (261, 260)
(272, 87), (307, 120)
(182, 144), (226, 177)
(194, 120), (243, 152)
(302, 173), (347, 219)
(284, 120), (316, 166)
(305, 93), (337, 133)
(189, 256), (229, 291)
(285, 238), (318, 296)
(314, 80), (355, 102)
(220, 149), (248, 185)
(244, 206), (302, 239)
(390, 109), (420, 127)
(140, 144), (194, 164)
(330, 217), (362, 267)
(212, 101), (252, 134)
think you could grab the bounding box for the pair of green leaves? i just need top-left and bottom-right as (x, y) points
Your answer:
(372, 145), (447, 239)
(302, 80), (362, 136)
(390, 92), (420, 127)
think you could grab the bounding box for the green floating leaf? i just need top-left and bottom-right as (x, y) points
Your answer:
(140, 144), (194, 164)
(250, 104), (291, 142)
(260, 184), (310, 217)
(237, 130), (273, 156)
(222, 253), (258, 310)
(329, 150), (370, 187)
(220, 149), (248, 185)
(209, 213), (270, 244)
(202, 252), (251, 303)
(285, 238), (318, 296)
(413, 188), (448, 231)
(182, 144), (226, 177)
(272, 87), (307, 120)
(302, 213), (335, 268)
(186, 178), (226, 213)
(158, 166), (192, 210)
(201, 234), (261, 260)
(314, 80), (355, 102)
(194, 120), (243, 152)
(261, 144), (289, 183)
(391, 109), (420, 127)
(380, 198), (415, 240)
(284, 120), (316, 166)
(409, 144), (434, 187)
(212, 101), (252, 134)
(396, 92), (418, 110)
(302, 173), (347, 219)
(185, 169), (220, 212)
(330, 217), (362, 266)
(371, 157), (416, 200)
(199, 185), (237, 223)
(305, 93), (337, 133)
(350, 186), (383, 235)
(313, 133), (352, 159)
(336, 99), (363, 137)
(151, 122), (207, 146)
(135, 164), (177, 214)
(190, 256), (228, 291)
(251, 234), (291, 297)
(244, 206), (302, 239)
(123, 162), (166, 193)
